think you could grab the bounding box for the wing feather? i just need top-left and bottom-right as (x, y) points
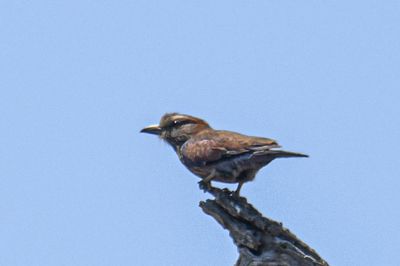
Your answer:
(181, 130), (280, 164)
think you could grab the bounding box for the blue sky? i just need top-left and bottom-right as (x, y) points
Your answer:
(1, 1), (399, 265)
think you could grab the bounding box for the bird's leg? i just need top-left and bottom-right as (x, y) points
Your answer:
(233, 182), (244, 197)
(198, 170), (215, 192)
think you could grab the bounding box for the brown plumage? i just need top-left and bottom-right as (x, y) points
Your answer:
(141, 113), (308, 195)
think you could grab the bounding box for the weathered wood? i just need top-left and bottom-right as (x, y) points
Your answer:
(199, 187), (329, 266)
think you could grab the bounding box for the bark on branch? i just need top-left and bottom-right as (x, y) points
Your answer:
(199, 187), (329, 266)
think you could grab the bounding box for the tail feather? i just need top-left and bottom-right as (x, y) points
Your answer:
(255, 149), (309, 158)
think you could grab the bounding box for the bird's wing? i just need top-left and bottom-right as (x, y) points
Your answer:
(181, 130), (280, 164)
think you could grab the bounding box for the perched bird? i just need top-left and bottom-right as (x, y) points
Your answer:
(141, 113), (308, 195)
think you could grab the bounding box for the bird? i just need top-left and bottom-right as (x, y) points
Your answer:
(140, 113), (308, 195)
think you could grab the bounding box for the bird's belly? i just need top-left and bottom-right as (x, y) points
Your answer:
(189, 153), (261, 184)
(188, 166), (212, 179)
(189, 165), (239, 183)
(214, 156), (256, 183)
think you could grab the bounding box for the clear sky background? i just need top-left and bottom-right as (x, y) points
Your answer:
(1, 1), (399, 265)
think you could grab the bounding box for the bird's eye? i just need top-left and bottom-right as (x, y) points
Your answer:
(173, 120), (183, 126)
(172, 120), (190, 127)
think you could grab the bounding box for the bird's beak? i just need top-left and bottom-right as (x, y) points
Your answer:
(140, 124), (162, 135)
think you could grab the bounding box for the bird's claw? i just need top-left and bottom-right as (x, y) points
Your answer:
(222, 188), (231, 194)
(232, 190), (241, 198)
(198, 180), (212, 192)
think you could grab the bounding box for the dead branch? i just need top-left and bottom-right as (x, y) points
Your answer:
(199, 187), (329, 266)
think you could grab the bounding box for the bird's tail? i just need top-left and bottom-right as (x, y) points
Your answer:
(256, 149), (309, 158)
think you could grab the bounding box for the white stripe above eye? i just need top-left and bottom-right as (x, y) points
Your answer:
(171, 115), (191, 121)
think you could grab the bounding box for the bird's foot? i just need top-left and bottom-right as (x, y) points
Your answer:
(231, 182), (243, 198)
(231, 190), (241, 198)
(222, 188), (231, 194)
(220, 188), (238, 197)
(198, 180), (212, 193)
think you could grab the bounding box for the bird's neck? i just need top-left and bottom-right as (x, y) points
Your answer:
(165, 137), (187, 153)
(166, 129), (206, 151)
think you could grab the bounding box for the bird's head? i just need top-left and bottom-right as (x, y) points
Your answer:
(140, 113), (211, 148)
